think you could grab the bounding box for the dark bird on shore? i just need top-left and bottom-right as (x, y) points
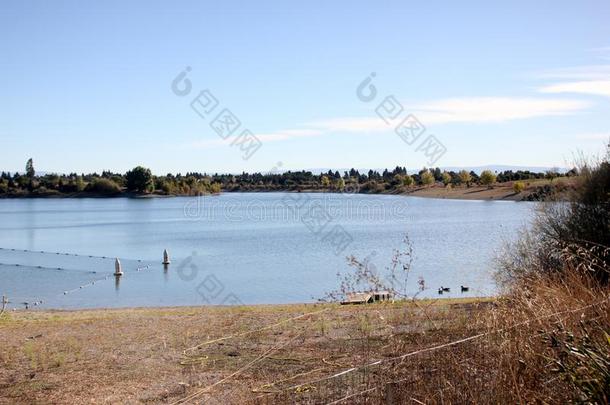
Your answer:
(461, 285), (469, 292)
(442, 287), (450, 292)
(438, 288), (444, 295)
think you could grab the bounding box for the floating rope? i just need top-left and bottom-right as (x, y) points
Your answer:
(0, 246), (144, 262)
(1, 255), (150, 310)
(0, 262), (101, 273)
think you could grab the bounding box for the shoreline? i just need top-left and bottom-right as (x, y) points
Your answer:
(0, 179), (571, 202)
(5, 295), (495, 313)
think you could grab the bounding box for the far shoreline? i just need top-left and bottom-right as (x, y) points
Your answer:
(0, 179), (570, 202)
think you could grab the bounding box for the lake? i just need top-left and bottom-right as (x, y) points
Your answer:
(0, 193), (536, 309)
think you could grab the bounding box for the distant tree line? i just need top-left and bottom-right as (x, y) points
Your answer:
(0, 160), (221, 197)
(0, 159), (576, 197)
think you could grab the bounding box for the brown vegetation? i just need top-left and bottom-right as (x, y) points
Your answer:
(0, 299), (492, 404)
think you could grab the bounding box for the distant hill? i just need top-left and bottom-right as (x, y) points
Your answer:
(438, 165), (569, 174)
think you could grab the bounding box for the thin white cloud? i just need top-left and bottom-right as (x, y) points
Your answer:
(186, 96), (592, 149)
(412, 97), (591, 124)
(539, 80), (610, 99)
(535, 62), (610, 98)
(309, 97), (591, 130)
(536, 64), (610, 80)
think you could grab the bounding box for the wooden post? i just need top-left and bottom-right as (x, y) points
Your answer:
(114, 258), (123, 276)
(0, 295), (8, 316)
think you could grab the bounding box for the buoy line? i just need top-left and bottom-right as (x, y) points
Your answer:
(3, 248), (172, 310)
(59, 274), (115, 297)
(0, 246), (145, 262)
(10, 273), (115, 310)
(0, 262), (103, 273)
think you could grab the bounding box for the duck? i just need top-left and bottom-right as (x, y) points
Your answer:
(461, 285), (469, 292)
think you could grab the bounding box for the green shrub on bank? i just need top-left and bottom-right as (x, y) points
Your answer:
(513, 181), (525, 194)
(86, 178), (121, 195)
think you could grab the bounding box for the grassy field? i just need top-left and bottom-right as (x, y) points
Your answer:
(0, 298), (493, 404)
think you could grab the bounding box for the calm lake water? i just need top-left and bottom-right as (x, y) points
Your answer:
(0, 193), (536, 309)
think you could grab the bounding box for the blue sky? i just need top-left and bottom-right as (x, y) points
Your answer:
(1, 0), (609, 174)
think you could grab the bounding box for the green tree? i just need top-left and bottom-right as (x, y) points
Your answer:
(441, 171), (452, 186)
(26, 158), (35, 179)
(210, 182), (222, 194)
(545, 168), (560, 183)
(321, 175), (330, 188)
(403, 175), (414, 187)
(458, 170), (472, 187)
(16, 174), (29, 189)
(480, 170), (497, 187)
(125, 166), (153, 193)
(87, 178), (121, 195)
(421, 171), (435, 186)
(157, 179), (174, 195)
(336, 178), (345, 191)
(75, 176), (85, 192)
(433, 167), (442, 182)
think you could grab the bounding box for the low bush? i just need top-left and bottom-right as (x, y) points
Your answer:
(86, 178), (121, 195)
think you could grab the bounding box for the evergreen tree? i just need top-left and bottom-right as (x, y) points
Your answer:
(26, 158), (35, 178)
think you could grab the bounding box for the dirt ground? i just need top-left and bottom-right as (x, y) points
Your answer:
(0, 298), (491, 404)
(405, 178), (572, 201)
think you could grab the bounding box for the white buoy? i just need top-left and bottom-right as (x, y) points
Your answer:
(162, 249), (171, 265)
(114, 258), (123, 276)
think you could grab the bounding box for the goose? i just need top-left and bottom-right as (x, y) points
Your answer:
(461, 285), (469, 292)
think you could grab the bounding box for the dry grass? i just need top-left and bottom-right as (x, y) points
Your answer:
(266, 273), (609, 404)
(0, 279), (607, 404)
(2, 247), (607, 403)
(0, 298), (491, 404)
